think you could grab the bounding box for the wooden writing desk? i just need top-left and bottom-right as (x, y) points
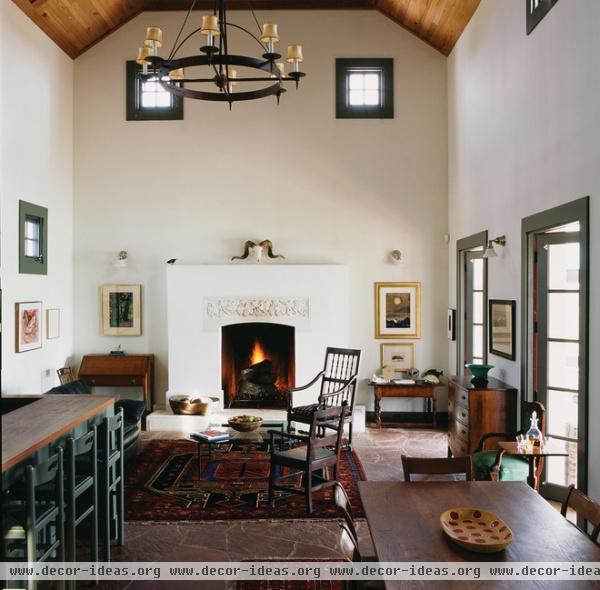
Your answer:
(79, 354), (153, 411)
(369, 380), (441, 428)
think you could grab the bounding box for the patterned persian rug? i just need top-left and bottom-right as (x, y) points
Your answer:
(125, 439), (366, 521)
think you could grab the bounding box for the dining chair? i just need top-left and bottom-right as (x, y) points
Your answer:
(472, 401), (545, 487)
(268, 402), (346, 514)
(561, 484), (600, 543)
(401, 455), (472, 482)
(333, 482), (358, 543)
(338, 524), (385, 590)
(286, 347), (361, 449)
(57, 367), (76, 385)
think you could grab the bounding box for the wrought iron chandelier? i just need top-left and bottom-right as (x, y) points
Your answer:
(135, 0), (306, 108)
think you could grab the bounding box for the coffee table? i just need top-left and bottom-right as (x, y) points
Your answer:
(187, 421), (286, 476)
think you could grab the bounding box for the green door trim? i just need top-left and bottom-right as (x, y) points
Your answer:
(520, 196), (589, 495)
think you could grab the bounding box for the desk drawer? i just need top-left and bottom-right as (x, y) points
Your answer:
(448, 431), (469, 457)
(449, 417), (469, 442)
(448, 383), (469, 409)
(81, 375), (141, 387)
(448, 400), (469, 426)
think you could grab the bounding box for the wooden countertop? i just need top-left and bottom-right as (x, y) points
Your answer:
(1, 394), (115, 473)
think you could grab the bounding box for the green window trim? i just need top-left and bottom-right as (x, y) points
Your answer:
(19, 200), (47, 275)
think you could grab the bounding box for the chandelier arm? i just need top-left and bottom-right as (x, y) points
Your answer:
(168, 0), (197, 60)
(225, 22), (268, 54)
(169, 26), (203, 60)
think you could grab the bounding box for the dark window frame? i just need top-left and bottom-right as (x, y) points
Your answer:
(19, 200), (47, 275)
(126, 61), (183, 121)
(456, 231), (488, 373)
(526, 0), (559, 35)
(335, 58), (394, 119)
(521, 197), (589, 500)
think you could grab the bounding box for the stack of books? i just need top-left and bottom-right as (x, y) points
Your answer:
(190, 429), (230, 443)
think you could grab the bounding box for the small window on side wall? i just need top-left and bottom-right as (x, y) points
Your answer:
(19, 200), (47, 275)
(336, 58), (393, 119)
(126, 61), (183, 121)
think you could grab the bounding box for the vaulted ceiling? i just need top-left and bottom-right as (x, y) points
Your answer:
(12, 0), (480, 59)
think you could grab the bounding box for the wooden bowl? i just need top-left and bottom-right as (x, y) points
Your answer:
(227, 415), (263, 432)
(440, 507), (513, 553)
(169, 395), (211, 416)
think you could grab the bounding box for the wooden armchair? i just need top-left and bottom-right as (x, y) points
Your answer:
(268, 402), (347, 514)
(286, 347), (361, 449)
(472, 401), (546, 488)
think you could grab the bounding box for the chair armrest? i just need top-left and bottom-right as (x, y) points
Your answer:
(475, 432), (517, 452)
(285, 370), (325, 408)
(319, 375), (358, 403)
(268, 430), (309, 443)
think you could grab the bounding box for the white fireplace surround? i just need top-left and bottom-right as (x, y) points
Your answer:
(164, 264), (351, 410)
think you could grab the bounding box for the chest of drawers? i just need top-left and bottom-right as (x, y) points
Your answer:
(447, 375), (517, 457)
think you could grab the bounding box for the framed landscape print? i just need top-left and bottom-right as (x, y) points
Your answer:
(15, 301), (42, 352)
(380, 342), (415, 372)
(102, 284), (142, 336)
(46, 308), (60, 339)
(374, 282), (421, 338)
(489, 299), (516, 360)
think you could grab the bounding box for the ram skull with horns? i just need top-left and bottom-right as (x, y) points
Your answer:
(231, 240), (285, 263)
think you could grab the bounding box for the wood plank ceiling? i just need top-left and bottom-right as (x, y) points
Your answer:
(12, 0), (480, 59)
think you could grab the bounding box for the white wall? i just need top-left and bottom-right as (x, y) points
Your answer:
(447, 0), (600, 498)
(0, 2), (74, 394)
(72, 10), (449, 410)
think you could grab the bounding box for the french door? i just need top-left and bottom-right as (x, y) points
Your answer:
(536, 232), (582, 500)
(464, 251), (486, 368)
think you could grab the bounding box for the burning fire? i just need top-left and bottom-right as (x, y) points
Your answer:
(250, 338), (267, 365)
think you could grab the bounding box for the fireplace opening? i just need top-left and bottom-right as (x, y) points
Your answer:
(221, 323), (295, 408)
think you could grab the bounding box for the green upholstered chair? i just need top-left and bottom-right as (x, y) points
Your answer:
(472, 401), (546, 488)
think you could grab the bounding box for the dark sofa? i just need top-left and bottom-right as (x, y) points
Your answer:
(47, 380), (144, 464)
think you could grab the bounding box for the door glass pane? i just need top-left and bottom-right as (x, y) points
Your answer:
(546, 442), (577, 487)
(472, 325), (483, 359)
(473, 291), (483, 324)
(548, 293), (579, 340)
(547, 341), (579, 390)
(472, 258), (483, 290)
(548, 243), (579, 290)
(547, 389), (578, 438)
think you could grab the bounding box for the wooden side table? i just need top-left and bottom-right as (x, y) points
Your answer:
(369, 381), (442, 428)
(497, 440), (568, 490)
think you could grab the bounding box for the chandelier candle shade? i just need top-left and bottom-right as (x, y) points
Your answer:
(134, 0), (307, 108)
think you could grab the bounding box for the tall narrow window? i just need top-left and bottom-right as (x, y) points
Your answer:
(19, 200), (47, 275)
(522, 198), (589, 502)
(456, 232), (488, 372)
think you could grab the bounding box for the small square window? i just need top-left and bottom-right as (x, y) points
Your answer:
(336, 59), (393, 119)
(126, 61), (183, 121)
(19, 201), (47, 275)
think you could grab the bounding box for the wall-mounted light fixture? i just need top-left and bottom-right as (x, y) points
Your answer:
(113, 250), (128, 268)
(483, 235), (506, 258)
(390, 250), (402, 263)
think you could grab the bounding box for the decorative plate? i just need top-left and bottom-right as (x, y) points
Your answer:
(440, 508), (513, 553)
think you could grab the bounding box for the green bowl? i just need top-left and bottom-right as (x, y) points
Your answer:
(465, 364), (494, 380)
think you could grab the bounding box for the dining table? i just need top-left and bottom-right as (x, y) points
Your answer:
(359, 480), (600, 589)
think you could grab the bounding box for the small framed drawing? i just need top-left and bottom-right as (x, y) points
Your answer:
(447, 308), (456, 341)
(15, 301), (43, 352)
(374, 282), (421, 339)
(101, 284), (142, 336)
(46, 308), (60, 339)
(380, 343), (414, 373)
(489, 299), (516, 360)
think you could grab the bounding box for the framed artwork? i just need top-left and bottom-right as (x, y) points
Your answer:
(489, 299), (516, 360)
(46, 308), (60, 339)
(447, 308), (456, 341)
(15, 301), (43, 352)
(102, 284), (142, 336)
(380, 342), (415, 372)
(374, 282), (421, 339)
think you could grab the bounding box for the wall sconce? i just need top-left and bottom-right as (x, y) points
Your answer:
(390, 250), (402, 263)
(483, 236), (506, 258)
(113, 250), (128, 268)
